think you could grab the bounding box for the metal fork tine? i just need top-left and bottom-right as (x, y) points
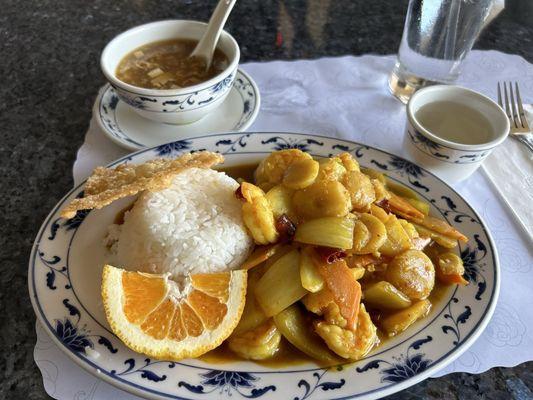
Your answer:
(515, 82), (530, 130)
(503, 82), (513, 125)
(502, 81), (532, 149)
(508, 81), (520, 128)
(497, 82), (503, 107)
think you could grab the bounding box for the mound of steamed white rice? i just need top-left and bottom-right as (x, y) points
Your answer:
(105, 167), (253, 281)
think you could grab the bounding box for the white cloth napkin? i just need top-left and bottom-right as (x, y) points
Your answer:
(482, 105), (533, 240)
(35, 50), (533, 399)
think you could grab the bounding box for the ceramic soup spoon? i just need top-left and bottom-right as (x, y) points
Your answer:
(190, 0), (237, 70)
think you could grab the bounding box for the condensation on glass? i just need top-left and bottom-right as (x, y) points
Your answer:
(389, 0), (494, 103)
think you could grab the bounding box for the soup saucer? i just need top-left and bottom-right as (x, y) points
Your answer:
(93, 69), (260, 151)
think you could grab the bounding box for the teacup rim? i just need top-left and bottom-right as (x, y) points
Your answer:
(100, 19), (240, 97)
(407, 85), (510, 152)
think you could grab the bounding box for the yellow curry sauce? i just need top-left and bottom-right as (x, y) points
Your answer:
(199, 163), (453, 367)
(201, 281), (449, 368)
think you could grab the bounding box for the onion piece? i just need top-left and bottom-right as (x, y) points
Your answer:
(240, 244), (281, 271)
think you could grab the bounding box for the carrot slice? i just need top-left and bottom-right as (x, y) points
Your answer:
(437, 273), (469, 286)
(379, 193), (425, 221)
(417, 216), (468, 243)
(380, 194), (467, 243)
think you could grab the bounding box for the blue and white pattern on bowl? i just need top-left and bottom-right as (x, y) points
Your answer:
(96, 69), (259, 150)
(113, 69), (235, 114)
(406, 127), (492, 164)
(29, 132), (499, 400)
(111, 65), (237, 125)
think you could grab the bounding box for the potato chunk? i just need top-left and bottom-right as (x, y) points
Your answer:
(283, 158), (320, 189)
(360, 167), (386, 183)
(372, 179), (390, 203)
(293, 180), (352, 219)
(338, 152), (360, 172)
(385, 249), (435, 300)
(352, 220), (371, 253)
(342, 170), (376, 211)
(265, 185), (294, 219)
(379, 215), (412, 257)
(354, 213), (387, 254)
(300, 246), (325, 293)
(370, 204), (390, 223)
(317, 157), (347, 181)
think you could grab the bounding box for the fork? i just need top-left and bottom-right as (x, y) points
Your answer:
(497, 82), (533, 152)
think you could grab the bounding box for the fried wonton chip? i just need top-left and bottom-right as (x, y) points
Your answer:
(61, 151), (224, 219)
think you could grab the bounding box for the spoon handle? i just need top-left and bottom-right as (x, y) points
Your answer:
(191, 0), (237, 68)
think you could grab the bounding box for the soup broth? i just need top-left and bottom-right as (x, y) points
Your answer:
(116, 39), (229, 90)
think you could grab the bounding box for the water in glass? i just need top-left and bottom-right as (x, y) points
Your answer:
(389, 0), (494, 103)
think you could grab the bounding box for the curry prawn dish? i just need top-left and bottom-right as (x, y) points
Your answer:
(62, 149), (469, 365)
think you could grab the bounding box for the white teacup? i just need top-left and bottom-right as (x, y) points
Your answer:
(404, 85), (509, 183)
(101, 20), (240, 125)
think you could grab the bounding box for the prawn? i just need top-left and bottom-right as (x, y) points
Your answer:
(228, 319), (281, 360)
(254, 149), (313, 190)
(239, 182), (279, 245)
(315, 305), (378, 360)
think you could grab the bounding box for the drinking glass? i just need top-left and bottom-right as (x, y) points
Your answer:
(389, 0), (494, 103)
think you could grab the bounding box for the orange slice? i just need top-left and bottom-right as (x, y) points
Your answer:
(101, 265), (247, 360)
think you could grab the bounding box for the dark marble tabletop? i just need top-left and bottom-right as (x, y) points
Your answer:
(1, 1), (532, 399)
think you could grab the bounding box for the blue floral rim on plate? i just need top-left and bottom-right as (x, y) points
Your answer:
(29, 132), (499, 400)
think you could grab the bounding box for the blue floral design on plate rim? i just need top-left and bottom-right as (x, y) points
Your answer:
(29, 132), (499, 400)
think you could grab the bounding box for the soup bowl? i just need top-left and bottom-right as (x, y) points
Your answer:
(101, 20), (240, 125)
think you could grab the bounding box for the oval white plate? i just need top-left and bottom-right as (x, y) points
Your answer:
(29, 132), (499, 400)
(94, 69), (260, 151)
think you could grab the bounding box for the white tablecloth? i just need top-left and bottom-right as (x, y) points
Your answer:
(35, 50), (533, 399)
